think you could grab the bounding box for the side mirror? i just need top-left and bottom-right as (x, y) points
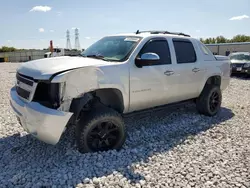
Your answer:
(141, 53), (160, 60)
(135, 52), (160, 68)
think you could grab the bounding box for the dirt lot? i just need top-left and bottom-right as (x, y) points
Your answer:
(0, 63), (249, 188)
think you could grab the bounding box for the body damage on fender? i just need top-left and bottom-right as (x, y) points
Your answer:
(50, 64), (130, 114)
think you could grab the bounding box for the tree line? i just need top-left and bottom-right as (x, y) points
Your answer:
(200, 34), (250, 44)
(0, 46), (36, 53)
(0, 46), (17, 52)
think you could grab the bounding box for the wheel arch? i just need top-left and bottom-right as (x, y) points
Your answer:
(68, 88), (125, 125)
(94, 88), (125, 113)
(199, 75), (222, 95)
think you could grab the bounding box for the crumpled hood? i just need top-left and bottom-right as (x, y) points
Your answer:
(17, 56), (111, 80)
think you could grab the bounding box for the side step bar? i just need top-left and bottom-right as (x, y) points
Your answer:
(123, 99), (195, 118)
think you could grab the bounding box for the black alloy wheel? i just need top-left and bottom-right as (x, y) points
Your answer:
(76, 106), (126, 153)
(87, 121), (120, 152)
(196, 85), (222, 116)
(209, 90), (220, 113)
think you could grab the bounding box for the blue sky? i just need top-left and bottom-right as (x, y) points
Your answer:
(1, 0), (249, 49)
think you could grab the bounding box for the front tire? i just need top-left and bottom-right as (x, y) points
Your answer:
(76, 106), (126, 153)
(196, 85), (222, 116)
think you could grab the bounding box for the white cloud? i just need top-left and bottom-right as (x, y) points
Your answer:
(85, 37), (91, 40)
(50, 30), (54, 32)
(7, 40), (12, 43)
(30, 6), (52, 12)
(57, 12), (62, 16)
(39, 28), (45, 32)
(229, 15), (249, 21)
(196, 30), (201, 33)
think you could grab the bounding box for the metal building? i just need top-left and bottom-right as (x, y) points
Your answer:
(206, 42), (250, 56)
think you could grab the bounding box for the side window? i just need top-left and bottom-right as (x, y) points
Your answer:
(139, 40), (171, 65)
(173, 39), (197, 64)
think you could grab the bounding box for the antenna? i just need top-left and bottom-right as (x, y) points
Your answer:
(66, 30), (72, 50)
(75, 28), (81, 50)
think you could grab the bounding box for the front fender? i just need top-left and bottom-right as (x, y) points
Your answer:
(50, 66), (129, 113)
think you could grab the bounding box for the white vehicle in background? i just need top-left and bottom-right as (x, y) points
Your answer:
(10, 30), (231, 153)
(44, 48), (65, 58)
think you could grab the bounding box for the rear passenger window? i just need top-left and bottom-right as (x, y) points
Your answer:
(139, 40), (172, 65)
(173, 39), (197, 63)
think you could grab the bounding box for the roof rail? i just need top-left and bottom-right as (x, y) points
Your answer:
(135, 30), (191, 37)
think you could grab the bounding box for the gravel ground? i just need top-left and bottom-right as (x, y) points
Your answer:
(0, 63), (249, 188)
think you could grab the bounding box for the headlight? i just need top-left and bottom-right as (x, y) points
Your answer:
(243, 63), (250, 68)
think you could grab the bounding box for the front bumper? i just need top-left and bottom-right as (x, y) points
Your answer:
(10, 87), (73, 145)
(231, 66), (250, 74)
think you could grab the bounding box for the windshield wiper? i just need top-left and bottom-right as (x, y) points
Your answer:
(87, 54), (104, 58)
(81, 54), (108, 60)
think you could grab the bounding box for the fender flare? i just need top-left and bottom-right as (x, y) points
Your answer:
(199, 74), (222, 94)
(68, 93), (94, 124)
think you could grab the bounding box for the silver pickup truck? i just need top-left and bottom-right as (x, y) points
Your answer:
(10, 30), (231, 153)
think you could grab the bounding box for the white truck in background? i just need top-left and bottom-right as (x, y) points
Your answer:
(10, 30), (231, 153)
(44, 48), (82, 58)
(44, 48), (65, 58)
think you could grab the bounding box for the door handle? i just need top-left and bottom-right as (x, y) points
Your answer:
(192, 68), (200, 72)
(164, 70), (174, 76)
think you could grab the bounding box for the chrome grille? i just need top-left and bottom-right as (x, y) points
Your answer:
(233, 63), (244, 68)
(16, 73), (34, 86)
(16, 86), (30, 100)
(15, 73), (36, 101)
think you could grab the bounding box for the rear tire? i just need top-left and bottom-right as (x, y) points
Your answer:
(76, 105), (126, 153)
(196, 85), (222, 116)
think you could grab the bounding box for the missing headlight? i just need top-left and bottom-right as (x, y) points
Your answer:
(33, 82), (62, 109)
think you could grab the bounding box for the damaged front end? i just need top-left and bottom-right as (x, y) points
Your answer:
(11, 57), (108, 145)
(16, 65), (100, 115)
(11, 72), (73, 145)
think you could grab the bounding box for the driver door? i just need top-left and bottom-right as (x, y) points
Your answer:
(129, 38), (177, 112)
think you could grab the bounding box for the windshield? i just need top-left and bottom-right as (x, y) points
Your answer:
(230, 53), (250, 61)
(80, 36), (142, 62)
